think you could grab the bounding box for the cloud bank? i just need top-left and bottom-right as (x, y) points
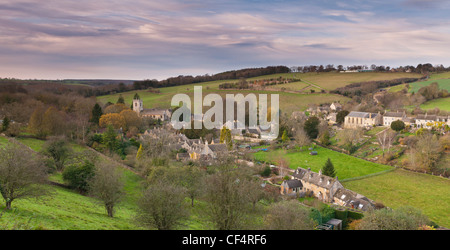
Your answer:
(1, 0), (450, 79)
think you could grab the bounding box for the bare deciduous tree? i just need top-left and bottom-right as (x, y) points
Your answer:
(264, 200), (317, 230)
(0, 143), (49, 210)
(202, 164), (260, 230)
(294, 128), (311, 150)
(136, 181), (189, 230)
(376, 129), (397, 157)
(88, 163), (125, 217)
(409, 133), (442, 172)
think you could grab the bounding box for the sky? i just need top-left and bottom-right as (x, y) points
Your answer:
(1, 0), (450, 80)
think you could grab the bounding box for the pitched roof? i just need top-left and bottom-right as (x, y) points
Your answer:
(292, 167), (337, 189)
(208, 143), (227, 152)
(141, 108), (169, 116)
(333, 188), (374, 211)
(284, 179), (303, 189)
(331, 102), (342, 108)
(416, 114), (437, 121)
(384, 111), (405, 118)
(347, 111), (378, 119)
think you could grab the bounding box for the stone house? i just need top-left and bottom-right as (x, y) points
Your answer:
(415, 113), (450, 129)
(201, 141), (228, 159)
(383, 111), (407, 127)
(330, 102), (342, 112)
(344, 111), (382, 129)
(280, 179), (303, 195)
(291, 168), (343, 203)
(285, 167), (375, 211)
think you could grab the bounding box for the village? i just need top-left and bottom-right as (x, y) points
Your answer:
(126, 92), (450, 229)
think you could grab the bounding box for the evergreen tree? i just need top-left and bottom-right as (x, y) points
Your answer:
(281, 129), (288, 143)
(220, 126), (227, 143)
(391, 120), (405, 132)
(321, 158), (336, 178)
(91, 103), (103, 125)
(1, 116), (10, 132)
(225, 128), (233, 150)
(133, 93), (140, 100)
(116, 95), (125, 104)
(103, 125), (118, 151)
(136, 144), (143, 160)
(304, 116), (320, 139)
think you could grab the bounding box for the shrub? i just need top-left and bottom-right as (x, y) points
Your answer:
(261, 166), (271, 177)
(62, 160), (95, 193)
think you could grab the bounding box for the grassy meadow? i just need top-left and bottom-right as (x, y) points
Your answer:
(343, 169), (450, 228)
(420, 97), (450, 111)
(252, 146), (393, 181)
(97, 71), (423, 115)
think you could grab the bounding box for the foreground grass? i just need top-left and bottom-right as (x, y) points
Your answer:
(0, 181), (143, 230)
(252, 146), (393, 180)
(343, 169), (450, 228)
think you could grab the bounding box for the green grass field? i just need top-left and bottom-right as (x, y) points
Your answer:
(97, 71), (422, 115)
(241, 71), (422, 90)
(252, 146), (393, 180)
(296, 72), (422, 91)
(420, 97), (450, 111)
(409, 78), (450, 93)
(343, 169), (450, 228)
(0, 180), (143, 230)
(97, 87), (351, 115)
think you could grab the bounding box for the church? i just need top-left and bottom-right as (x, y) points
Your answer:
(132, 97), (171, 121)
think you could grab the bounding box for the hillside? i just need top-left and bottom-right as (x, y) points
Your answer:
(0, 137), (144, 230)
(96, 72), (421, 115)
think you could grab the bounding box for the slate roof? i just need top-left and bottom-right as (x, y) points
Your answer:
(284, 179), (303, 189)
(333, 188), (374, 211)
(141, 108), (169, 116)
(248, 128), (260, 134)
(347, 111), (379, 119)
(292, 168), (338, 189)
(416, 114), (437, 121)
(384, 111), (405, 118)
(208, 143), (227, 152)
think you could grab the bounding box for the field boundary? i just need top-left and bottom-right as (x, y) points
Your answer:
(340, 168), (397, 183)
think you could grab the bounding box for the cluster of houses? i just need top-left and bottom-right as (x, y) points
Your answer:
(343, 110), (449, 130)
(308, 102), (450, 130)
(281, 167), (375, 211)
(142, 127), (228, 162)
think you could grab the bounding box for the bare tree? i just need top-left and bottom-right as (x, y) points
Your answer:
(264, 200), (317, 230)
(336, 128), (363, 152)
(202, 164), (258, 230)
(0, 143), (49, 210)
(136, 181), (189, 230)
(294, 128), (311, 150)
(88, 163), (125, 217)
(276, 157), (290, 177)
(376, 129), (397, 157)
(410, 133), (442, 172)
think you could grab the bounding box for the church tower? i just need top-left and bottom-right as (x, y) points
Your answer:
(133, 97), (143, 115)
